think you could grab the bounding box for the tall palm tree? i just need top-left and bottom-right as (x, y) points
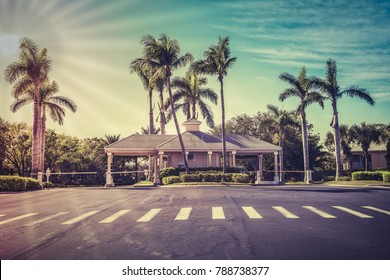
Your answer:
(4, 37), (52, 174)
(166, 70), (218, 128)
(136, 34), (193, 173)
(279, 67), (324, 183)
(324, 125), (353, 170)
(129, 62), (156, 135)
(350, 123), (382, 171)
(311, 59), (375, 179)
(10, 81), (77, 172)
(154, 76), (167, 134)
(191, 36), (237, 173)
(266, 104), (299, 182)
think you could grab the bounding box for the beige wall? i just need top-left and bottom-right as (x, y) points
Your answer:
(164, 151), (222, 168)
(371, 151), (387, 169)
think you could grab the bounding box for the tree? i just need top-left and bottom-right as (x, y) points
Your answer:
(192, 36), (237, 173)
(382, 124), (390, 169)
(0, 118), (9, 174)
(4, 37), (52, 174)
(136, 34), (193, 173)
(324, 125), (353, 170)
(311, 59), (375, 179)
(265, 104), (299, 182)
(166, 70), (218, 128)
(279, 67), (324, 182)
(129, 61), (156, 135)
(350, 123), (383, 171)
(11, 81), (77, 172)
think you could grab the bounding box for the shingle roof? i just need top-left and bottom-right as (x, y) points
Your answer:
(351, 143), (386, 153)
(105, 134), (175, 150)
(226, 135), (280, 150)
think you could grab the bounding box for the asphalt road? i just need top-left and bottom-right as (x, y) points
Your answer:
(0, 185), (389, 260)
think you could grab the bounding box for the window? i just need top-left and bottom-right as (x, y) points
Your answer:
(188, 152), (195, 161)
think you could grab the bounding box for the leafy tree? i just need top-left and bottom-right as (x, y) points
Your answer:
(135, 34), (193, 173)
(279, 67), (324, 182)
(192, 36), (237, 173)
(0, 118), (9, 174)
(166, 70), (218, 128)
(311, 59), (375, 179)
(324, 125), (352, 169)
(350, 123), (383, 171)
(4, 37), (52, 174)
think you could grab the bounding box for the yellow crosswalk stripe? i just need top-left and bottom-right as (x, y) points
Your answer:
(332, 206), (373, 218)
(61, 211), (100, 224)
(0, 213), (38, 225)
(242, 206), (262, 219)
(137, 208), (161, 222)
(212, 207), (225, 219)
(99, 210), (131, 224)
(26, 212), (69, 226)
(361, 206), (390, 216)
(175, 208), (192, 220)
(272, 206), (299, 218)
(302, 206), (337, 218)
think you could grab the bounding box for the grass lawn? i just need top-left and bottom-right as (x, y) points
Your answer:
(323, 180), (390, 187)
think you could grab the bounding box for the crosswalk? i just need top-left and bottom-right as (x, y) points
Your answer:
(0, 205), (388, 227)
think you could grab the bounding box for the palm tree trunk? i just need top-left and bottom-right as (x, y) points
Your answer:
(220, 78), (227, 173)
(148, 89), (155, 135)
(363, 148), (369, 171)
(32, 83), (41, 175)
(301, 112), (310, 183)
(40, 106), (47, 173)
(167, 75), (189, 173)
(191, 101), (196, 119)
(158, 90), (166, 134)
(332, 102), (343, 180)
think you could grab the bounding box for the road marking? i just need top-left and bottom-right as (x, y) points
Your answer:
(0, 214), (6, 217)
(272, 206), (299, 218)
(302, 206), (337, 218)
(25, 212), (69, 226)
(0, 213), (38, 225)
(61, 211), (100, 224)
(137, 208), (161, 222)
(242, 206), (262, 219)
(332, 206), (373, 218)
(175, 208), (192, 220)
(361, 206), (390, 216)
(212, 207), (225, 220)
(99, 210), (131, 224)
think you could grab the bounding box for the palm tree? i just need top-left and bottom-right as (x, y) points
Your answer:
(154, 76), (167, 134)
(129, 62), (156, 135)
(4, 37), (52, 174)
(10, 81), (77, 172)
(324, 125), (353, 170)
(279, 67), (324, 183)
(136, 34), (193, 173)
(350, 123), (382, 171)
(191, 36), (237, 173)
(266, 104), (299, 182)
(166, 70), (218, 128)
(311, 59), (375, 179)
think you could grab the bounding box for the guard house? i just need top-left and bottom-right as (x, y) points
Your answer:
(104, 119), (282, 186)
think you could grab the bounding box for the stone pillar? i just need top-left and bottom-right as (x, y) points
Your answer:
(208, 151), (213, 167)
(274, 152), (279, 184)
(232, 151), (236, 167)
(105, 152), (115, 187)
(255, 154), (263, 183)
(153, 155), (161, 185)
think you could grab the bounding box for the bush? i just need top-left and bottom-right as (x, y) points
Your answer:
(162, 176), (182, 185)
(160, 167), (178, 179)
(0, 176), (40, 191)
(382, 172), (390, 182)
(352, 171), (383, 181)
(180, 173), (203, 182)
(337, 176), (351, 181)
(232, 173), (250, 183)
(324, 176), (335, 182)
(221, 173), (233, 182)
(201, 173), (221, 182)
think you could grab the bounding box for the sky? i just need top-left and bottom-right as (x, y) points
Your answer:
(1, 0), (389, 142)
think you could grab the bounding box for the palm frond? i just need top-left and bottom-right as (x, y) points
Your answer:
(10, 97), (33, 112)
(340, 86), (375, 106)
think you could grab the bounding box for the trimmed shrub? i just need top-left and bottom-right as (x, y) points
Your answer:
(201, 173), (221, 182)
(162, 176), (181, 185)
(338, 176), (351, 181)
(180, 173), (203, 182)
(232, 173), (250, 183)
(221, 173), (233, 182)
(160, 167), (178, 179)
(0, 176), (40, 191)
(383, 172), (390, 182)
(324, 176), (335, 182)
(352, 171), (383, 181)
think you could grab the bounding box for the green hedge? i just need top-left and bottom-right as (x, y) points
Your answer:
(382, 172), (390, 182)
(202, 173), (221, 182)
(0, 176), (40, 191)
(232, 174), (250, 183)
(180, 173), (203, 182)
(352, 171), (384, 181)
(162, 176), (181, 185)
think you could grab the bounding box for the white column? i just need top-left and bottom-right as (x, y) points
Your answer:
(274, 152), (279, 184)
(232, 151), (236, 167)
(153, 155), (161, 185)
(208, 151), (213, 167)
(105, 152), (114, 187)
(256, 154), (263, 183)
